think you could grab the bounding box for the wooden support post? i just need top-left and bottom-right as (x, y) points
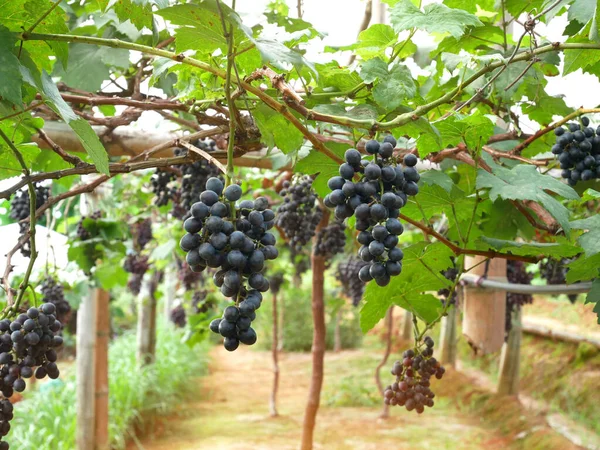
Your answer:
(376, 307), (394, 419)
(76, 289), (97, 450)
(300, 213), (329, 450)
(94, 289), (110, 450)
(270, 291), (280, 417)
(163, 265), (176, 323)
(277, 297), (284, 352)
(463, 256), (507, 354)
(401, 311), (412, 340)
(137, 273), (158, 365)
(497, 307), (522, 396)
(333, 309), (342, 353)
(438, 288), (460, 368)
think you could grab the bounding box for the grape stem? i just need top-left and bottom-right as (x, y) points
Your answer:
(215, 0), (237, 187)
(0, 129), (38, 318)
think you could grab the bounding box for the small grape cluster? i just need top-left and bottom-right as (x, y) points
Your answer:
(336, 256), (368, 306)
(553, 116), (600, 185)
(150, 169), (176, 207)
(133, 218), (153, 250)
(179, 177), (278, 351)
(170, 304), (187, 328)
(0, 301), (63, 449)
(40, 277), (71, 325)
(174, 140), (222, 213)
(437, 265), (459, 306)
(384, 337), (445, 414)
(123, 254), (150, 296)
(539, 258), (577, 303)
(505, 260), (533, 334)
(314, 220), (346, 261)
(325, 136), (416, 287)
(76, 210), (102, 241)
(9, 184), (50, 257)
(270, 272), (285, 295)
(276, 176), (323, 250)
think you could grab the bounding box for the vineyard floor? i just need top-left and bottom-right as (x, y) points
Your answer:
(129, 346), (578, 450)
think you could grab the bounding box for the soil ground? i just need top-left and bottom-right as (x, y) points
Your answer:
(129, 346), (580, 450)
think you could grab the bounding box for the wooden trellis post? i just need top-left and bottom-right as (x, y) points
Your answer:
(137, 273), (159, 365)
(438, 296), (458, 368)
(462, 256), (507, 354)
(76, 288), (96, 450)
(497, 307), (522, 396)
(94, 289), (110, 450)
(401, 311), (412, 340)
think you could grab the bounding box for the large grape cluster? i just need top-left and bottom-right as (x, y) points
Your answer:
(505, 260), (533, 334)
(539, 258), (578, 304)
(174, 139), (222, 213)
(0, 302), (63, 448)
(150, 169), (176, 207)
(179, 177), (278, 351)
(314, 220), (346, 261)
(324, 136), (416, 287)
(553, 116), (600, 185)
(276, 176), (323, 250)
(9, 184), (50, 257)
(336, 257), (368, 306)
(384, 337), (445, 414)
(40, 277), (71, 325)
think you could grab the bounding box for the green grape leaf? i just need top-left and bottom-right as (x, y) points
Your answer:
(403, 183), (474, 227)
(418, 170), (455, 193)
(0, 25), (23, 107)
(563, 36), (600, 75)
(443, 0), (496, 14)
(352, 24), (399, 59)
(315, 62), (363, 92)
(570, 215), (600, 257)
(504, 0), (545, 18)
(95, 259), (128, 289)
(435, 112), (494, 150)
(254, 38), (316, 74)
(566, 253), (600, 283)
(360, 242), (454, 332)
(476, 164), (579, 234)
(392, 115), (442, 157)
(26, 70), (109, 175)
(360, 58), (416, 110)
(112, 0), (153, 31)
(477, 237), (581, 258)
(435, 25), (505, 56)
(253, 103), (305, 155)
(295, 142), (349, 198)
(585, 278), (600, 324)
(390, 0), (483, 39)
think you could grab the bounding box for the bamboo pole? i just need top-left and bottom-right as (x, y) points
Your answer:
(94, 289), (110, 450)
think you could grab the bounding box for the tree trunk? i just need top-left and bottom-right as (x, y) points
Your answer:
(333, 309), (342, 353)
(300, 213), (329, 450)
(94, 289), (110, 450)
(497, 307), (522, 396)
(438, 301), (458, 368)
(137, 273), (159, 366)
(376, 307), (394, 419)
(401, 311), (412, 340)
(270, 292), (280, 417)
(76, 289), (97, 450)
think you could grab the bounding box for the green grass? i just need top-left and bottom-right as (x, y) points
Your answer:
(9, 322), (209, 449)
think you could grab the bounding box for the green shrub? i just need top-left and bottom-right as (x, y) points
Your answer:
(10, 322), (208, 449)
(254, 286), (363, 352)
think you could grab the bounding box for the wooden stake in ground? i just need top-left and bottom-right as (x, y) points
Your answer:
(376, 307), (394, 419)
(300, 212), (329, 450)
(270, 290), (280, 417)
(137, 272), (159, 365)
(76, 288), (97, 450)
(497, 307), (522, 396)
(94, 289), (110, 450)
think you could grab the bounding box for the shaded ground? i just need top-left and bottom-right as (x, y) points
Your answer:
(130, 347), (577, 450)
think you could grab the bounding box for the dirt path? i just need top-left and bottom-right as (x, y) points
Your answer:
(130, 347), (526, 450)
